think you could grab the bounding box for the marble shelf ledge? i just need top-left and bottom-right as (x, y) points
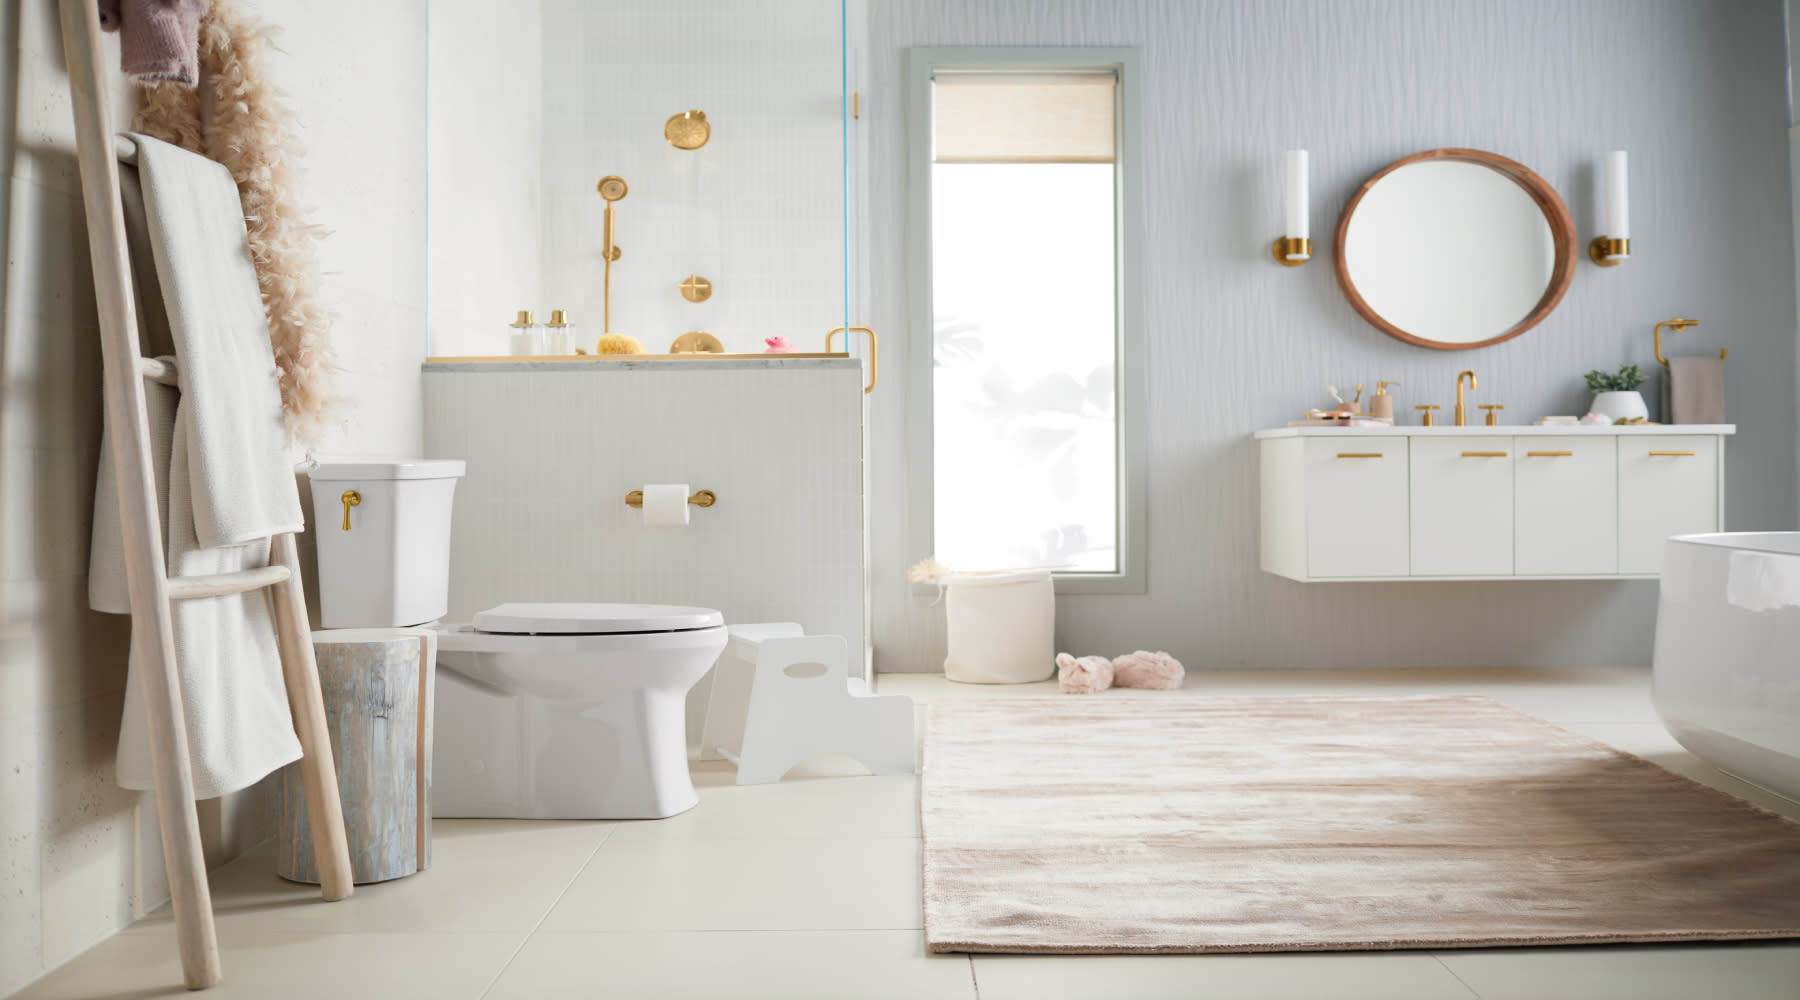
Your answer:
(1254, 423), (1736, 439)
(423, 354), (860, 373)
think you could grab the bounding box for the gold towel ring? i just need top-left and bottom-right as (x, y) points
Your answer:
(1654, 317), (1725, 365)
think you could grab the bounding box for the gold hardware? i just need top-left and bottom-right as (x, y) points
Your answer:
(1270, 236), (1311, 267)
(679, 274), (713, 303)
(597, 176), (628, 333)
(1454, 371), (1477, 426)
(1336, 452), (1383, 459)
(1648, 450), (1696, 457)
(1526, 450), (1574, 457)
(826, 325), (879, 393)
(1415, 404), (1440, 426)
(340, 490), (361, 531)
(853, 92), (861, 120)
(670, 331), (725, 354)
(1653, 317), (1722, 365)
(1588, 236), (1629, 267)
(625, 489), (717, 508)
(664, 110), (710, 150)
(512, 309), (534, 327)
(1461, 451), (1507, 458)
(1375, 380), (1399, 395)
(546, 310), (571, 327)
(1480, 403), (1504, 426)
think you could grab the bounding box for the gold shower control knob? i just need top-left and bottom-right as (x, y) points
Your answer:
(340, 490), (361, 531)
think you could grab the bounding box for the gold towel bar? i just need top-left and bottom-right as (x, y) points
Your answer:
(1647, 450), (1696, 457)
(1526, 450), (1574, 457)
(1461, 451), (1507, 458)
(625, 489), (717, 508)
(1336, 452), (1383, 459)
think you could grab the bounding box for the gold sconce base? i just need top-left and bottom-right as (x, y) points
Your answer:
(1271, 236), (1312, 266)
(1588, 236), (1629, 266)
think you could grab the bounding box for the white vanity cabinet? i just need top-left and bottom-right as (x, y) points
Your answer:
(1257, 425), (1732, 581)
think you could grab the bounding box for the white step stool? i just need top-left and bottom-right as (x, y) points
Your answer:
(699, 624), (916, 785)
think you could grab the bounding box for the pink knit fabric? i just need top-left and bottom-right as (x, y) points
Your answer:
(1056, 653), (1114, 695)
(1111, 650), (1185, 690)
(98, 0), (206, 86)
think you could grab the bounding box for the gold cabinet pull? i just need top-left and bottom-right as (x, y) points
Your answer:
(1648, 450), (1696, 457)
(1526, 450), (1574, 457)
(1336, 452), (1383, 459)
(340, 490), (361, 531)
(826, 325), (878, 394)
(625, 489), (717, 508)
(1461, 451), (1507, 458)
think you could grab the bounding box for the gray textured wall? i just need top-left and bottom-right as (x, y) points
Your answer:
(865, 0), (1798, 671)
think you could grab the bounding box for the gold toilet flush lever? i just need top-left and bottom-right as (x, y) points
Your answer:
(625, 490), (717, 509)
(340, 490), (361, 531)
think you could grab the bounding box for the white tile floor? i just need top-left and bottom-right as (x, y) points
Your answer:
(13, 668), (1800, 1000)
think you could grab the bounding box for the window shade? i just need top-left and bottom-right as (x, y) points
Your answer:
(933, 72), (1116, 164)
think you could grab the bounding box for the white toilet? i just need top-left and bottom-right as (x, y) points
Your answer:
(307, 459), (728, 822)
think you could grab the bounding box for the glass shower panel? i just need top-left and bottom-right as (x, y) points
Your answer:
(427, 0), (850, 358)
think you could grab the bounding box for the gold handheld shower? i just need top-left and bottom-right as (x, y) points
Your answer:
(596, 175), (628, 334)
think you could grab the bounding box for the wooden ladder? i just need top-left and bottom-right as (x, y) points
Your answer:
(55, 0), (355, 989)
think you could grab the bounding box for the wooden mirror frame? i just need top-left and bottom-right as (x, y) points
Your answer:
(1333, 148), (1577, 352)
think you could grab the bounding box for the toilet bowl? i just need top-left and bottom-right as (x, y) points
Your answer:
(432, 602), (728, 820)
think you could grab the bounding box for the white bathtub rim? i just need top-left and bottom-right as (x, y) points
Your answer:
(1668, 531), (1800, 556)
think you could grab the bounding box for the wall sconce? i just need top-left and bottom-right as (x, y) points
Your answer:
(1271, 149), (1310, 266)
(1589, 150), (1629, 266)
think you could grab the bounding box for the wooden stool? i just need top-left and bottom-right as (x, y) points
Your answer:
(278, 628), (437, 884)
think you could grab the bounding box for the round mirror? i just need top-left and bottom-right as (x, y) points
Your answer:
(1333, 148), (1575, 351)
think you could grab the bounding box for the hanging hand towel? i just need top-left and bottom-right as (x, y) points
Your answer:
(1662, 356), (1726, 426)
(98, 0), (207, 86)
(90, 134), (303, 798)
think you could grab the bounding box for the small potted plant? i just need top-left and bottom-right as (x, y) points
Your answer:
(1584, 364), (1649, 422)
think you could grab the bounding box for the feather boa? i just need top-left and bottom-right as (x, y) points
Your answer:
(135, 0), (338, 445)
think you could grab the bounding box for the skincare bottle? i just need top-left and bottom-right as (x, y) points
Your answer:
(542, 310), (576, 355)
(508, 310), (542, 356)
(1369, 381), (1399, 421)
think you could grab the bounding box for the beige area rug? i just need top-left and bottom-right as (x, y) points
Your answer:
(922, 696), (1800, 954)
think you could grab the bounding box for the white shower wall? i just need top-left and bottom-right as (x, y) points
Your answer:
(534, 0), (846, 357)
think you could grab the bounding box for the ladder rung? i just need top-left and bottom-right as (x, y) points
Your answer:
(167, 565), (291, 601)
(138, 356), (178, 385)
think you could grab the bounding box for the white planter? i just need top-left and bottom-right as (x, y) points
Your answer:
(1590, 390), (1648, 422)
(942, 570), (1056, 684)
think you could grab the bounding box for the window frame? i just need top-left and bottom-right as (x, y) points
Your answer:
(906, 46), (1147, 595)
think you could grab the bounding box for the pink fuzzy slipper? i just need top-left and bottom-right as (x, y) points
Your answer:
(1111, 650), (1184, 690)
(1056, 653), (1114, 694)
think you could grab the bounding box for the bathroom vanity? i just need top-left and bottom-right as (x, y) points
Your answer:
(1256, 425), (1734, 581)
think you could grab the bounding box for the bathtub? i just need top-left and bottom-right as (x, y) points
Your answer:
(1653, 532), (1800, 802)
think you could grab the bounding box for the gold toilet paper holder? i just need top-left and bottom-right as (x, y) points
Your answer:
(625, 489), (717, 509)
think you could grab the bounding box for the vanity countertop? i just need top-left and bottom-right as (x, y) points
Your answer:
(1254, 424), (1736, 440)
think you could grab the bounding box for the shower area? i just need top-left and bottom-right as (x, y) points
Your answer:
(426, 0), (865, 359)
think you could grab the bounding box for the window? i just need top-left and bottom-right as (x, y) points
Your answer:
(910, 51), (1143, 592)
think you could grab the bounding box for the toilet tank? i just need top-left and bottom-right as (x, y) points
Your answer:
(309, 459), (466, 628)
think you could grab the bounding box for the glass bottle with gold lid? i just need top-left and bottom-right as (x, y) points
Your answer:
(542, 310), (577, 355)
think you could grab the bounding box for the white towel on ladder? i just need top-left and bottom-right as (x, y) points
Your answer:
(90, 133), (303, 798)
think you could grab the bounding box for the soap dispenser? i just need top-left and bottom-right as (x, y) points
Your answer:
(542, 310), (576, 355)
(1369, 381), (1399, 421)
(508, 310), (542, 356)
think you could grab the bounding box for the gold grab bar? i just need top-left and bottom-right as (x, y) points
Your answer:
(826, 326), (878, 394)
(1647, 450), (1696, 457)
(625, 489), (717, 508)
(1336, 452), (1383, 459)
(1525, 450), (1573, 457)
(1654, 317), (1724, 365)
(1461, 451), (1507, 458)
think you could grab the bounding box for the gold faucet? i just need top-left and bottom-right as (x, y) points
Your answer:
(1454, 370), (1477, 426)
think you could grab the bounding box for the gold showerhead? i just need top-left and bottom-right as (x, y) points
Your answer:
(665, 110), (710, 150)
(597, 175), (629, 202)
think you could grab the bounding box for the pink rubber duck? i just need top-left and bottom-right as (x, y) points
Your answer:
(764, 336), (798, 354)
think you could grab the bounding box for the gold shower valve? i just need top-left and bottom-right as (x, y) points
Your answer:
(340, 490), (361, 531)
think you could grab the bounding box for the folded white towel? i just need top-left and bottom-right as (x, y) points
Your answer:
(90, 135), (302, 798)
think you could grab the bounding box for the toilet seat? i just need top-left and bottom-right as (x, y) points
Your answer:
(473, 602), (724, 635)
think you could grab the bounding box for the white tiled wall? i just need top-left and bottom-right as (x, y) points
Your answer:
(1, 0), (429, 992)
(456, 0), (845, 358)
(422, 363), (866, 673)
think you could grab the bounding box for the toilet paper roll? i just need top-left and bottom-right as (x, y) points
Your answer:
(641, 483), (691, 527)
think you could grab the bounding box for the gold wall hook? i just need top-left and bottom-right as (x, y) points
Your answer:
(340, 490), (361, 531)
(1653, 317), (1723, 365)
(625, 489), (717, 509)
